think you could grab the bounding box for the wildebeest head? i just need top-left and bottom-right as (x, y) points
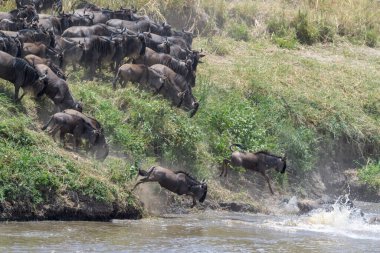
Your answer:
(59, 13), (73, 31)
(178, 87), (199, 118)
(89, 129), (109, 161)
(279, 156), (287, 174)
(73, 101), (83, 112)
(190, 180), (207, 203)
(161, 22), (172, 36)
(15, 5), (38, 23)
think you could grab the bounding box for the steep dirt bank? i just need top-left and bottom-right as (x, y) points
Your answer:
(0, 191), (142, 221)
(296, 137), (379, 202)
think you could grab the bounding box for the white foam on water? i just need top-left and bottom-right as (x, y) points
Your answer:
(262, 197), (380, 240)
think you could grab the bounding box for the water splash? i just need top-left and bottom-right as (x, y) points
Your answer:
(264, 195), (380, 240)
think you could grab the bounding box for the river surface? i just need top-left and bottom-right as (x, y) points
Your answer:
(1, 200), (380, 252)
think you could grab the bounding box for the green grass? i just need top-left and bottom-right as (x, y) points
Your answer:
(358, 160), (380, 189)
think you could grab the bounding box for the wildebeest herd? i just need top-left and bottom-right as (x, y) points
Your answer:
(0, 2), (286, 207)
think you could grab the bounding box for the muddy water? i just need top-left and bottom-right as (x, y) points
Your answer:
(1, 202), (380, 252)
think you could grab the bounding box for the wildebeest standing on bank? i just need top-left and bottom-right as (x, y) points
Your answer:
(41, 111), (109, 161)
(24, 54), (66, 80)
(220, 144), (287, 194)
(63, 109), (109, 161)
(132, 166), (208, 207)
(0, 50), (46, 101)
(34, 63), (82, 112)
(112, 63), (166, 92)
(150, 64), (199, 117)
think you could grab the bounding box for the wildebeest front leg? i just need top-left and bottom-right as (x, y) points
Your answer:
(191, 196), (196, 208)
(261, 171), (274, 195)
(132, 178), (151, 191)
(14, 85), (25, 102)
(220, 159), (230, 177)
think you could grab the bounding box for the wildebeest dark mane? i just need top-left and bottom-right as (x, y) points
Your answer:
(97, 37), (113, 56)
(13, 57), (39, 87)
(255, 150), (283, 159)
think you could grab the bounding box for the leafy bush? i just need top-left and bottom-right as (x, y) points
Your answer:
(365, 29), (378, 48)
(291, 11), (319, 45)
(358, 160), (380, 189)
(273, 36), (298, 49)
(267, 16), (290, 38)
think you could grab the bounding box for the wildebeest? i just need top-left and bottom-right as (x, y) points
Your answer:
(0, 31), (23, 57)
(41, 111), (98, 151)
(22, 42), (62, 66)
(112, 63), (166, 91)
(132, 166), (207, 207)
(144, 35), (170, 54)
(4, 5), (38, 23)
(16, 0), (62, 13)
(132, 48), (196, 87)
(0, 18), (27, 31)
(61, 23), (119, 38)
(34, 63), (82, 112)
(106, 18), (150, 32)
(25, 54), (66, 80)
(0, 50), (46, 101)
(150, 64), (199, 117)
(220, 144), (287, 195)
(63, 109), (109, 161)
(17, 28), (55, 47)
(54, 36), (85, 70)
(42, 110), (109, 160)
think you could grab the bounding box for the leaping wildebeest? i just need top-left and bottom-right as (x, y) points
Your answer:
(220, 144), (287, 195)
(132, 166), (208, 207)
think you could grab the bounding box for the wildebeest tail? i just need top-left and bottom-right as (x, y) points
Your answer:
(229, 143), (246, 152)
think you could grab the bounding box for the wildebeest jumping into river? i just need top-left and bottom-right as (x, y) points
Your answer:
(132, 166), (208, 207)
(220, 144), (287, 194)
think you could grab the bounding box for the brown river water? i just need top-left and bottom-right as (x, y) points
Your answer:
(1, 199), (380, 252)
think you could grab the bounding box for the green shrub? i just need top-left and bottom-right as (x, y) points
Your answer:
(358, 160), (380, 189)
(267, 15), (290, 38)
(273, 36), (298, 49)
(292, 11), (319, 45)
(227, 21), (250, 41)
(365, 29), (378, 48)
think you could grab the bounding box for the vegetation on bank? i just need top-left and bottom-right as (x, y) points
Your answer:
(0, 0), (379, 215)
